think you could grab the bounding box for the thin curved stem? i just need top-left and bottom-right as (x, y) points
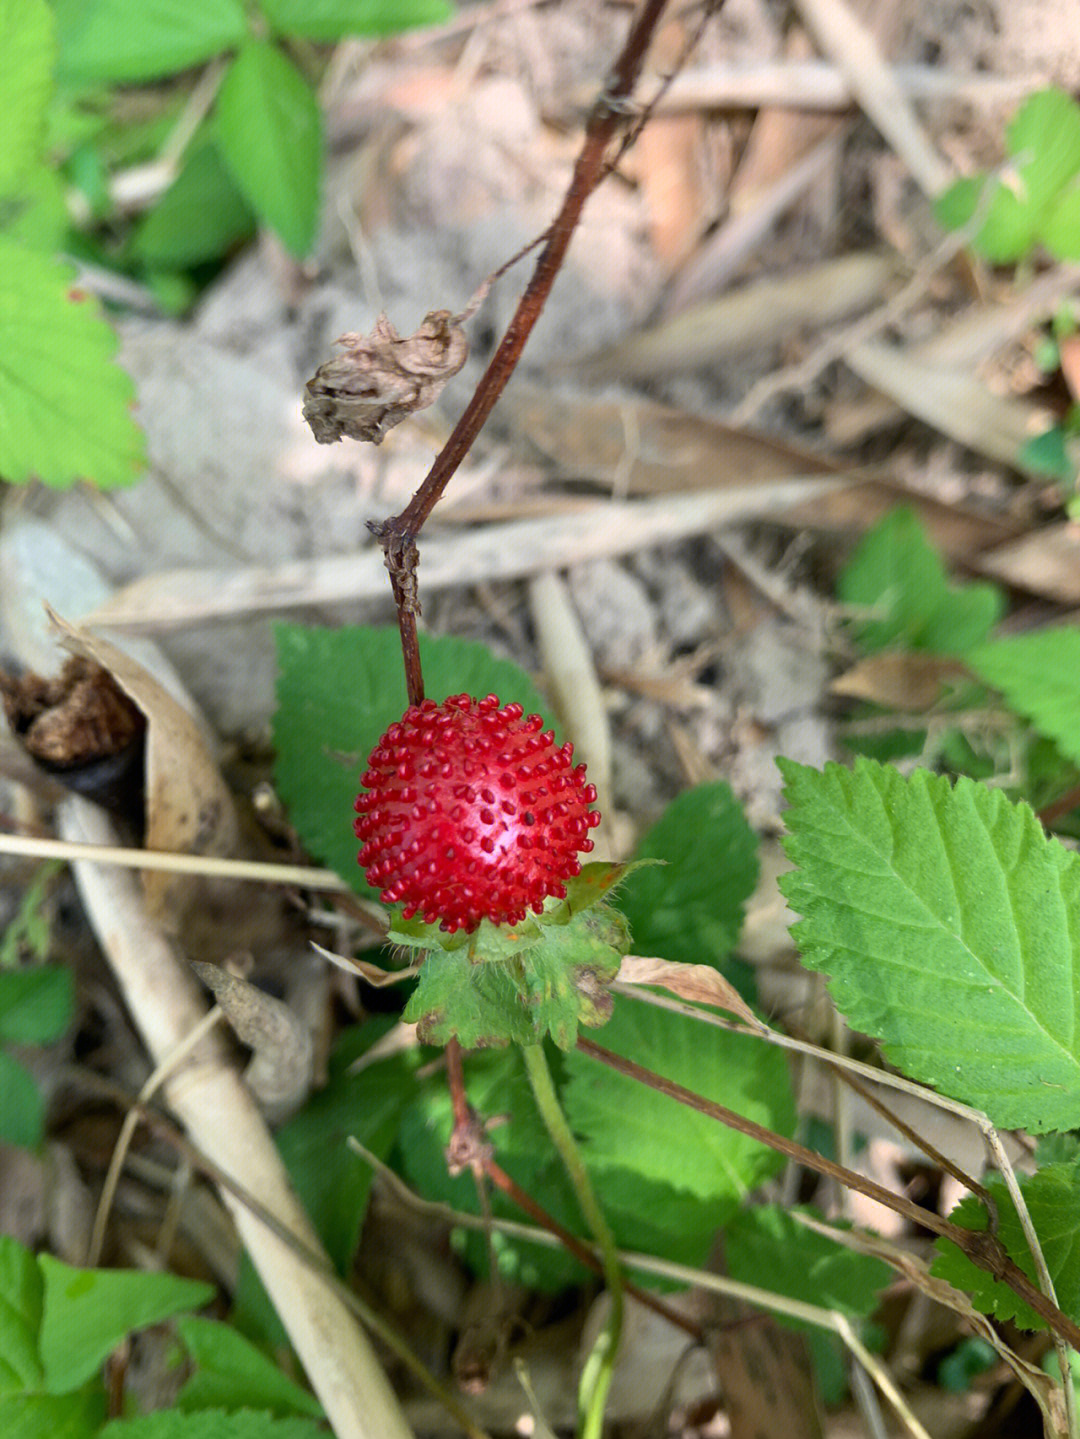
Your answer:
(521, 1043), (624, 1439)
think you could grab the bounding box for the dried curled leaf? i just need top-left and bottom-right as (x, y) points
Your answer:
(303, 309), (469, 445)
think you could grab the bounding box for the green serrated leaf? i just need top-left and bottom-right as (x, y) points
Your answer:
(725, 1206), (892, 1327)
(134, 143), (254, 267)
(839, 508), (1001, 656)
(215, 42), (320, 257)
(1018, 425), (1074, 481)
(100, 1411), (325, 1439)
(563, 996), (795, 1203)
(0, 238), (145, 487)
(0, 1052), (44, 1150)
(934, 174), (984, 234)
(0, 1236), (45, 1395)
(38, 1259), (213, 1394)
(0, 165), (70, 252)
(273, 623), (554, 894)
(0, 1388), (105, 1439)
(779, 757), (1080, 1132)
(0, 967), (73, 1046)
(272, 1042), (409, 1270)
(1041, 183), (1080, 260)
(616, 782), (757, 967)
(0, 0), (55, 191)
(968, 629), (1080, 767)
(175, 1316), (322, 1417)
(1006, 88), (1080, 212)
(55, 0), (248, 84)
(259, 0), (453, 42)
(839, 508), (946, 652)
(931, 1161), (1080, 1330)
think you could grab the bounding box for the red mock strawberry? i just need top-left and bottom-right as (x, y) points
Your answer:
(354, 693), (601, 933)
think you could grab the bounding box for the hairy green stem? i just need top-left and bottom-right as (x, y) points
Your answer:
(521, 1043), (624, 1439)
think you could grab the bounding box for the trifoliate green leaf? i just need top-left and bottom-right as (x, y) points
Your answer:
(616, 782), (757, 967)
(779, 758), (1080, 1132)
(175, 1316), (323, 1417)
(38, 1259), (212, 1393)
(258, 0), (452, 41)
(563, 996), (795, 1205)
(967, 628), (1080, 767)
(215, 42), (320, 257)
(838, 508), (1001, 655)
(0, 0), (55, 190)
(55, 0), (247, 84)
(725, 1206), (892, 1326)
(0, 967), (73, 1046)
(0, 1236), (45, 1394)
(0, 239), (145, 487)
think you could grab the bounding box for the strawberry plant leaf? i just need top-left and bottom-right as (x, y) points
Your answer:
(215, 42), (321, 257)
(175, 1316), (322, 1417)
(38, 1259), (213, 1393)
(0, 165), (70, 252)
(932, 1160), (1080, 1329)
(838, 508), (1001, 655)
(404, 947), (539, 1048)
(563, 997), (795, 1204)
(100, 1412), (325, 1439)
(271, 1038), (410, 1270)
(55, 0), (247, 84)
(967, 629), (1080, 767)
(725, 1206), (892, 1325)
(615, 782), (757, 967)
(779, 758), (1080, 1132)
(134, 143), (254, 267)
(0, 239), (145, 488)
(259, 0), (453, 42)
(0, 1236), (45, 1394)
(0, 967), (73, 1046)
(273, 623), (552, 895)
(1005, 88), (1080, 213)
(0, 1053), (45, 1150)
(0, 1388), (105, 1439)
(0, 0), (54, 191)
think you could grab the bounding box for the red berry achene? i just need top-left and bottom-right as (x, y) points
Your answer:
(354, 693), (602, 933)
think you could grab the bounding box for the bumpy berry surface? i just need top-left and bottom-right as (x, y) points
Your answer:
(354, 693), (601, 933)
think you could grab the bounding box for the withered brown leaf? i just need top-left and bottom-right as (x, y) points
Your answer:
(303, 309), (469, 445)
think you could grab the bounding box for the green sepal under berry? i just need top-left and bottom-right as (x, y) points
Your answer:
(400, 861), (642, 1049)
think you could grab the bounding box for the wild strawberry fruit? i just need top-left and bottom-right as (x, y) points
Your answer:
(354, 693), (601, 933)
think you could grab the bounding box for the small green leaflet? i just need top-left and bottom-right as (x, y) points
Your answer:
(0, 967), (73, 1046)
(967, 628), (1080, 768)
(259, 0), (453, 42)
(838, 507), (1001, 655)
(38, 1257), (212, 1393)
(0, 239), (145, 488)
(725, 1206), (892, 1327)
(932, 1161), (1080, 1331)
(0, 0), (54, 191)
(55, 0), (247, 85)
(134, 144), (254, 268)
(616, 781), (758, 967)
(0, 1388), (105, 1439)
(272, 623), (553, 894)
(934, 88), (1080, 262)
(0, 1052), (45, 1150)
(562, 997), (795, 1206)
(216, 41), (321, 257)
(175, 1316), (322, 1417)
(0, 1236), (45, 1394)
(779, 758), (1080, 1132)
